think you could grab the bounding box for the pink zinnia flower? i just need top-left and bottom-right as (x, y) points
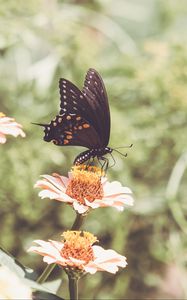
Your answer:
(28, 231), (127, 275)
(0, 112), (26, 144)
(34, 165), (134, 214)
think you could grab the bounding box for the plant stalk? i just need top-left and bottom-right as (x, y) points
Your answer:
(68, 276), (78, 300)
(37, 263), (56, 284)
(71, 212), (86, 230)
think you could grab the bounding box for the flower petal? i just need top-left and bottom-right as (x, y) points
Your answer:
(72, 201), (89, 214)
(0, 114), (25, 143)
(35, 174), (73, 203)
(87, 246), (128, 274)
(28, 240), (64, 260)
(0, 133), (6, 144)
(103, 181), (132, 197)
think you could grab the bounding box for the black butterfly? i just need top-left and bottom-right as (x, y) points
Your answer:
(35, 68), (114, 167)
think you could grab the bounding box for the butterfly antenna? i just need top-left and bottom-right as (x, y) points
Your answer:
(113, 149), (128, 157)
(31, 122), (47, 127)
(114, 144), (133, 150)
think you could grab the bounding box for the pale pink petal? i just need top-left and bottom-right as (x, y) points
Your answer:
(88, 246), (127, 274)
(100, 195), (134, 208)
(84, 262), (119, 274)
(48, 240), (65, 252)
(69, 257), (86, 265)
(52, 173), (70, 188)
(68, 172), (73, 180)
(28, 240), (63, 260)
(101, 177), (108, 184)
(84, 199), (100, 209)
(0, 133), (6, 144)
(73, 201), (89, 214)
(38, 190), (60, 199)
(103, 181), (132, 197)
(83, 264), (99, 274)
(0, 115), (25, 142)
(38, 190), (73, 203)
(37, 175), (68, 191)
(93, 247), (127, 264)
(35, 175), (73, 203)
(0, 125), (25, 137)
(35, 179), (65, 195)
(43, 256), (57, 264)
(0, 116), (14, 123)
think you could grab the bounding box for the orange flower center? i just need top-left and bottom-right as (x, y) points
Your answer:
(66, 165), (104, 204)
(61, 231), (97, 265)
(0, 112), (5, 118)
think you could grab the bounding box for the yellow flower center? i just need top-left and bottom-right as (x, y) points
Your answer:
(0, 112), (5, 118)
(61, 231), (97, 264)
(66, 165), (104, 204)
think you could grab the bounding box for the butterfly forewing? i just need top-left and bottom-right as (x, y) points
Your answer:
(82, 68), (110, 147)
(59, 78), (95, 124)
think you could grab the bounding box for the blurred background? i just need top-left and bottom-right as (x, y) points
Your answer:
(0, 0), (187, 298)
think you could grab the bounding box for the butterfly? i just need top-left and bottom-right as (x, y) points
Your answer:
(35, 68), (115, 167)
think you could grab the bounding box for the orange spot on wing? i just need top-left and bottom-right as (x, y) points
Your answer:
(64, 139), (69, 144)
(52, 139), (58, 145)
(83, 124), (90, 128)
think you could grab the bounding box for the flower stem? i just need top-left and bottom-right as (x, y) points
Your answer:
(37, 263), (56, 284)
(71, 213), (86, 230)
(68, 276), (78, 300)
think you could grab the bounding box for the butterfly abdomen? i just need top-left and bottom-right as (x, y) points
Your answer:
(74, 147), (112, 165)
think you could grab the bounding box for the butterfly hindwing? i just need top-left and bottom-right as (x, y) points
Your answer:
(43, 113), (102, 148)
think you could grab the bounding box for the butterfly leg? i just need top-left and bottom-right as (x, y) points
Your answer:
(85, 156), (94, 169)
(98, 157), (104, 168)
(99, 156), (109, 172)
(108, 152), (116, 169)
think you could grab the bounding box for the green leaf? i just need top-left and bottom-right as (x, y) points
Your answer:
(0, 246), (36, 280)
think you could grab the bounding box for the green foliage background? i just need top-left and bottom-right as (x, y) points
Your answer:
(0, 0), (187, 298)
